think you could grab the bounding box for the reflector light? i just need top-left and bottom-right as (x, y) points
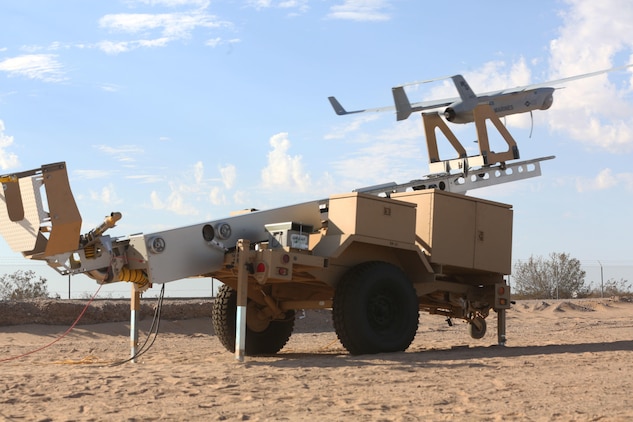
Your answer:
(256, 262), (266, 273)
(282, 254), (290, 264)
(278, 267), (288, 276)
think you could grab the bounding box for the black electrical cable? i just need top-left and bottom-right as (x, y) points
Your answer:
(110, 284), (165, 366)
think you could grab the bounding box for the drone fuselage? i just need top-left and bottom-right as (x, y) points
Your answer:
(444, 87), (555, 123)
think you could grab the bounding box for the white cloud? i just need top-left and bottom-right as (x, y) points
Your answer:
(100, 12), (216, 38)
(148, 160), (235, 215)
(324, 114), (381, 140)
(205, 37), (221, 48)
(150, 182), (199, 215)
(0, 54), (66, 83)
(100, 83), (121, 92)
(150, 190), (164, 208)
(94, 144), (144, 162)
(131, 0), (210, 7)
(220, 164), (236, 189)
(73, 169), (111, 179)
(126, 174), (164, 183)
(278, 1), (306, 9)
(97, 38), (172, 55)
(261, 132), (311, 191)
(330, 121), (425, 189)
(138, 37), (172, 48)
(98, 4), (228, 54)
(96, 0), (233, 54)
(193, 161), (204, 184)
(209, 186), (225, 205)
(131, 159), (243, 216)
(545, 0), (633, 152)
(247, 0), (272, 9)
(0, 120), (19, 170)
(204, 37), (240, 48)
(246, 0), (309, 13)
(461, 59), (532, 93)
(576, 168), (633, 192)
(233, 190), (247, 205)
(90, 183), (122, 205)
(20, 41), (70, 54)
(97, 40), (132, 54)
(328, 0), (391, 22)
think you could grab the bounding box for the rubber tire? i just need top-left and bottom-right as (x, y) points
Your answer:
(333, 261), (419, 355)
(468, 316), (487, 340)
(211, 284), (295, 355)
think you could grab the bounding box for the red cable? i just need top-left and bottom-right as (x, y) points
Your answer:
(0, 284), (103, 363)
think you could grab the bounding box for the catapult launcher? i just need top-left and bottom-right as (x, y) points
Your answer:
(0, 104), (552, 360)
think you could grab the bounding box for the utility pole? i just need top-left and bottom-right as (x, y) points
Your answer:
(598, 260), (604, 298)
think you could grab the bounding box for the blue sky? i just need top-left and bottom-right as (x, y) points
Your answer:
(1, 0), (632, 297)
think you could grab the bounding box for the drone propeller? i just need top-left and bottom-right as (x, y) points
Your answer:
(529, 110), (534, 139)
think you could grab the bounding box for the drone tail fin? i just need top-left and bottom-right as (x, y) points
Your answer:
(392, 86), (413, 121)
(328, 96), (348, 115)
(451, 75), (478, 105)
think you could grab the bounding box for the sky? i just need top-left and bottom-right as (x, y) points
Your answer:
(0, 0), (632, 298)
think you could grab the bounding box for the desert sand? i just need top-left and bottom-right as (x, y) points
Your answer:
(1, 298), (632, 421)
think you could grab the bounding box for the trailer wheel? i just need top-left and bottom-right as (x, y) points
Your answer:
(333, 261), (419, 355)
(468, 316), (487, 339)
(212, 284), (295, 355)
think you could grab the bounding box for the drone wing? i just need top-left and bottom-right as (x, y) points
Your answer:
(479, 63), (633, 96)
(327, 96), (396, 116)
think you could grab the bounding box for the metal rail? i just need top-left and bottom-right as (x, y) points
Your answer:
(355, 155), (555, 196)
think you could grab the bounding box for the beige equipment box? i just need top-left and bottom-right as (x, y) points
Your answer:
(394, 189), (512, 275)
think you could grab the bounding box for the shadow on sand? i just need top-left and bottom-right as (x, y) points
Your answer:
(246, 339), (633, 369)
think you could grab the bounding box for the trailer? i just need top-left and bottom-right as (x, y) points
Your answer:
(0, 104), (552, 358)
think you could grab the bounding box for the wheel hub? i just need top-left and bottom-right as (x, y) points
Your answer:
(368, 292), (396, 329)
(246, 301), (271, 332)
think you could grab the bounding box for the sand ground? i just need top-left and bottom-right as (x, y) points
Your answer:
(1, 299), (632, 421)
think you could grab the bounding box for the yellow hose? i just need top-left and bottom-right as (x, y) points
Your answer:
(118, 267), (148, 285)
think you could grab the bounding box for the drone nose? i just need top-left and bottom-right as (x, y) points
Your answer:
(541, 94), (554, 110)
